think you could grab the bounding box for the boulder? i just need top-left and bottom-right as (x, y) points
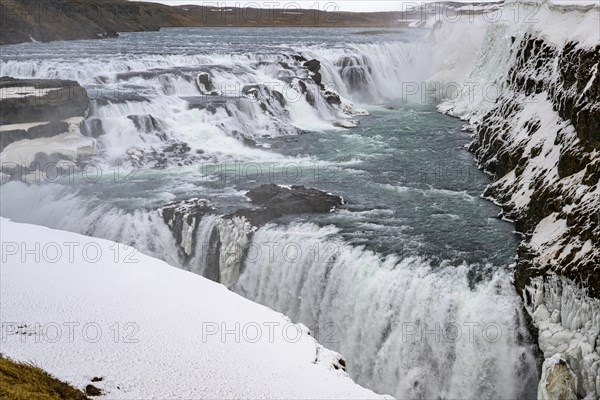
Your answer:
(537, 355), (578, 400)
(303, 59), (323, 87)
(229, 184), (343, 227)
(196, 72), (221, 96)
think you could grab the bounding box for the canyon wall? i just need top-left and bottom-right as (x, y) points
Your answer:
(436, 1), (600, 398)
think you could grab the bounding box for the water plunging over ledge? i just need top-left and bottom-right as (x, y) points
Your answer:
(0, 27), (540, 399)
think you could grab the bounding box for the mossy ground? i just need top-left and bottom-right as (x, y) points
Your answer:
(0, 354), (88, 400)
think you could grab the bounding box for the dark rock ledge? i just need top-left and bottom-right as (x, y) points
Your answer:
(158, 184), (344, 283)
(0, 77), (89, 123)
(0, 77), (95, 178)
(229, 183), (344, 227)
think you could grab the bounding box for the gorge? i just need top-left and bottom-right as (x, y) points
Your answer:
(0, 1), (598, 399)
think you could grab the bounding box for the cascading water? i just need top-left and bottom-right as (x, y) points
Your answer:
(0, 27), (540, 399)
(235, 222), (539, 399)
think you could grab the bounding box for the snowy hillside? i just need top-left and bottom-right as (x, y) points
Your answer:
(0, 218), (384, 399)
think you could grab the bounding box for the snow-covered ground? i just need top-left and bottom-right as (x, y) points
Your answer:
(0, 218), (385, 399)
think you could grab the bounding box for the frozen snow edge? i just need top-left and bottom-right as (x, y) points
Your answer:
(526, 276), (600, 400)
(0, 218), (388, 399)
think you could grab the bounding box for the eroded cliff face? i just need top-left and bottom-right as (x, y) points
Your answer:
(472, 36), (599, 300)
(472, 34), (600, 399)
(436, 3), (599, 398)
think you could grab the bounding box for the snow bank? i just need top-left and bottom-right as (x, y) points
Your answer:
(0, 218), (384, 399)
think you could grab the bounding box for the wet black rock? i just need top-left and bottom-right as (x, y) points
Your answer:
(243, 84), (286, 106)
(323, 89), (342, 105)
(279, 76), (317, 106)
(159, 199), (216, 261)
(292, 54), (308, 63)
(128, 114), (162, 132)
(303, 59), (323, 87)
(80, 118), (105, 138)
(196, 72), (221, 96)
(152, 142), (200, 168)
(242, 84), (288, 120)
(229, 184), (343, 227)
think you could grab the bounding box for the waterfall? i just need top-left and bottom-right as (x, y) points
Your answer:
(1, 30), (541, 399)
(0, 40), (431, 163)
(234, 222), (540, 399)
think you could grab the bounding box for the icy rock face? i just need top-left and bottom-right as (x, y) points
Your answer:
(472, 35), (600, 400)
(158, 185), (344, 287)
(469, 34), (600, 298)
(526, 277), (600, 399)
(465, 34), (600, 305)
(159, 198), (216, 261)
(217, 216), (254, 288)
(538, 354), (578, 400)
(436, 4), (600, 398)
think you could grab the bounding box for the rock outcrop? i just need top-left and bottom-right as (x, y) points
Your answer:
(0, 77), (89, 125)
(434, 3), (600, 396)
(229, 184), (344, 227)
(470, 37), (600, 300)
(450, 29), (600, 400)
(0, 77), (95, 179)
(158, 198), (216, 262)
(159, 185), (344, 287)
(538, 354), (578, 400)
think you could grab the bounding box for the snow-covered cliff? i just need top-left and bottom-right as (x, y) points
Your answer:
(435, 1), (600, 398)
(0, 218), (384, 399)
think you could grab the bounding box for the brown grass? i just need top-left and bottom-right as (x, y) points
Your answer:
(0, 354), (88, 400)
